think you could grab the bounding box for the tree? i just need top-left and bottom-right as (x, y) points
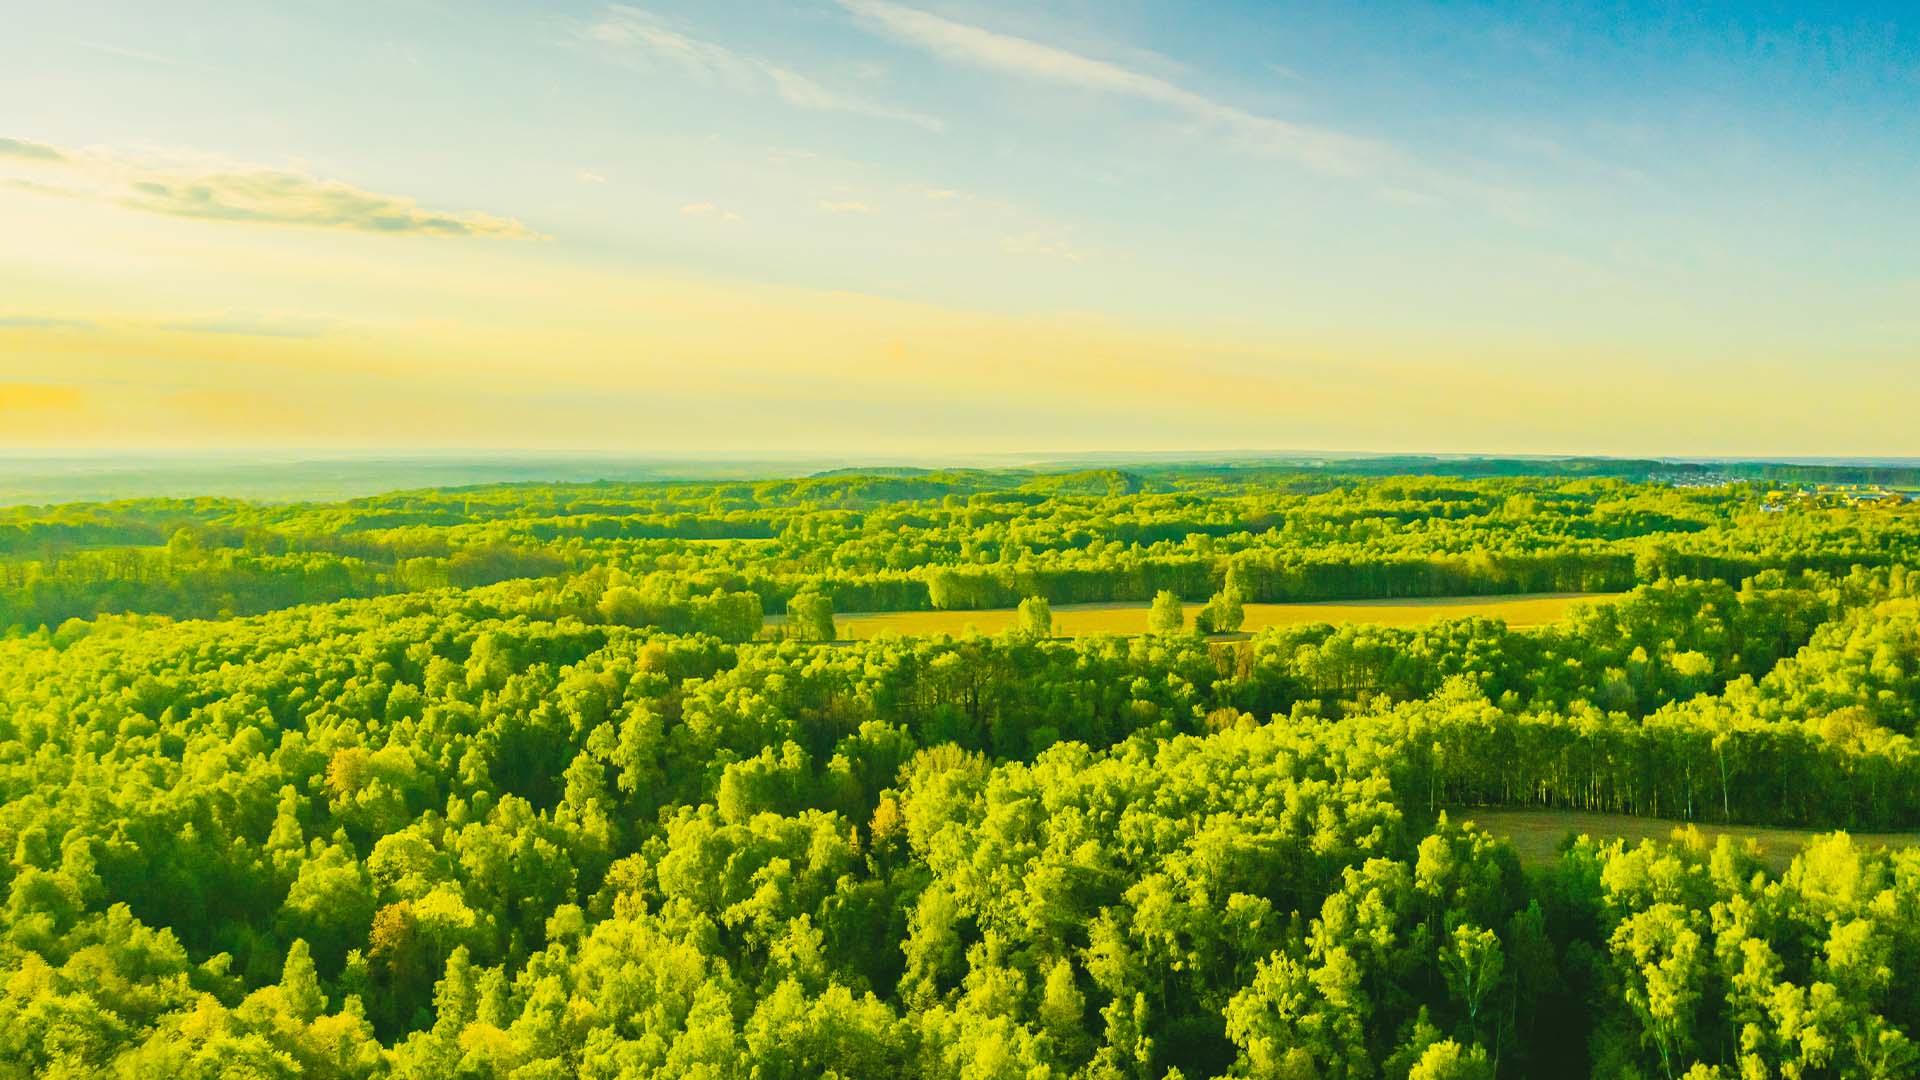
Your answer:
(1610, 903), (1707, 1080)
(1440, 924), (1503, 1044)
(598, 584), (647, 626)
(278, 843), (377, 976)
(279, 939), (328, 1022)
(1409, 1039), (1495, 1080)
(787, 590), (837, 642)
(1149, 590), (1184, 634)
(1223, 559), (1250, 603)
(1197, 584), (1245, 635)
(1039, 957), (1091, 1062)
(1017, 596), (1052, 639)
(694, 589), (764, 641)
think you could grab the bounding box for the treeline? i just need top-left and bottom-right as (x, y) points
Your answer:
(0, 536), (567, 628)
(924, 550), (1633, 609)
(12, 471), (1918, 629)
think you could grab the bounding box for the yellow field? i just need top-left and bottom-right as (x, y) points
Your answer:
(816, 592), (1612, 640)
(1453, 807), (1919, 872)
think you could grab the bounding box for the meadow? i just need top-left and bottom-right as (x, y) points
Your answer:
(787, 591), (1611, 640)
(1454, 807), (1920, 871)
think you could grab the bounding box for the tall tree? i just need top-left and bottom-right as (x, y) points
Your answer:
(1149, 589), (1184, 634)
(1017, 595), (1053, 639)
(788, 590), (837, 642)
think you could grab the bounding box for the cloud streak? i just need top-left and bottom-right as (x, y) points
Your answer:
(120, 172), (535, 237)
(587, 5), (943, 131)
(681, 201), (745, 222)
(0, 311), (333, 340)
(0, 137), (66, 163)
(1001, 231), (1088, 262)
(157, 313), (336, 339)
(836, 0), (1392, 177)
(0, 137), (537, 238)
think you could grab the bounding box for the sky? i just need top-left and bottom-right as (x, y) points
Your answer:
(2, 0), (1918, 457)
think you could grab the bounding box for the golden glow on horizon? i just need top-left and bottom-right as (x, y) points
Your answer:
(1, 284), (1907, 457)
(3, 136), (1914, 457)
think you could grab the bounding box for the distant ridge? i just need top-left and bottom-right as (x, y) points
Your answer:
(2, 451), (1916, 506)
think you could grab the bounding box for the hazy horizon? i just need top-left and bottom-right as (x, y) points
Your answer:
(5, 446), (1918, 508)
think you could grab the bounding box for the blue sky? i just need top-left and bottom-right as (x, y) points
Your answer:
(2, 1), (1917, 453)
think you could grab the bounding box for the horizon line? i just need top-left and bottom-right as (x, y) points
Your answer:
(3, 448), (1919, 466)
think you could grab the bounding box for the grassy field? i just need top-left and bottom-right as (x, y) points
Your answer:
(1454, 807), (1920, 871)
(808, 592), (1613, 640)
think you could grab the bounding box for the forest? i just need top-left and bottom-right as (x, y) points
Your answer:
(1, 466), (1917, 1078)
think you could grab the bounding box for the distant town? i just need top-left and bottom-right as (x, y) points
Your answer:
(1652, 471), (1918, 510)
(1758, 483), (1917, 511)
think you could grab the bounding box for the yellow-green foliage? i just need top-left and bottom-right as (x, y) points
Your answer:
(2, 469), (1920, 1078)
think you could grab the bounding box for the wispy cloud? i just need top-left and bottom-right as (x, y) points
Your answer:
(587, 5), (943, 132)
(0, 137), (65, 163)
(764, 67), (941, 131)
(1001, 231), (1088, 262)
(587, 6), (755, 81)
(0, 137), (538, 239)
(66, 38), (187, 68)
(0, 315), (96, 331)
(4, 178), (85, 199)
(818, 199), (872, 214)
(122, 172), (535, 237)
(836, 0), (1391, 177)
(577, 169), (608, 184)
(681, 201), (745, 222)
(158, 313), (336, 339)
(0, 311), (333, 339)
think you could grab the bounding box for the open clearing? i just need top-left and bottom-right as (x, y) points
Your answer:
(1454, 807), (1920, 871)
(813, 592), (1614, 640)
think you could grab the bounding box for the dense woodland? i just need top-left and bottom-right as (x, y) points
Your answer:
(2, 466), (1918, 1078)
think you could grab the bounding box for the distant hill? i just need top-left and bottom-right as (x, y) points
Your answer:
(4, 451), (1917, 506)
